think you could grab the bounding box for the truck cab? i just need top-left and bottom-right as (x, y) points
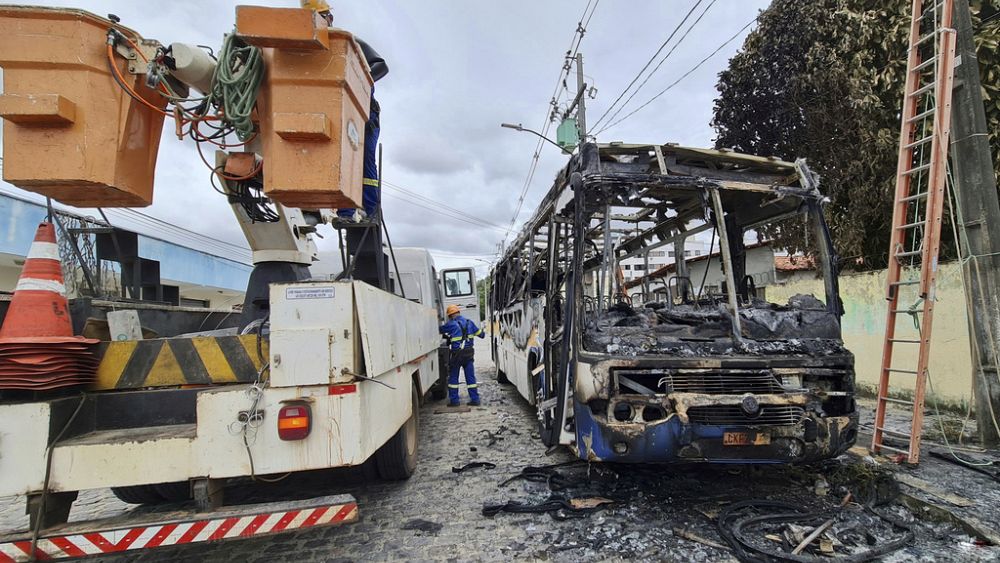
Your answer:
(441, 267), (479, 321)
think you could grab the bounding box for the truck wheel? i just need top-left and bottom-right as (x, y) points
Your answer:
(375, 384), (419, 480)
(154, 481), (192, 502)
(111, 485), (165, 505)
(432, 369), (448, 400)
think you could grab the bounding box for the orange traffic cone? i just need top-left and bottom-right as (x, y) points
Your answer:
(0, 222), (98, 391)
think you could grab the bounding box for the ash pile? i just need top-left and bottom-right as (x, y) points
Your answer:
(583, 294), (847, 357)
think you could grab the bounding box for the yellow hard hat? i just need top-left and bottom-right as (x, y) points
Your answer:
(301, 0), (331, 12)
(446, 304), (461, 317)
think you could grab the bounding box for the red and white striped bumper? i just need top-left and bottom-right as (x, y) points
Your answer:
(0, 495), (357, 561)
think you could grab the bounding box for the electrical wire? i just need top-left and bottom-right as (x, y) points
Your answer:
(211, 33), (264, 141)
(210, 166), (279, 223)
(502, 0), (601, 248)
(30, 394), (87, 557)
(590, 0), (708, 132)
(381, 180), (506, 231)
(382, 188), (509, 233)
(595, 15), (759, 136)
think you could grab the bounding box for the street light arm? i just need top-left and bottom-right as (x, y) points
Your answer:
(500, 122), (568, 153)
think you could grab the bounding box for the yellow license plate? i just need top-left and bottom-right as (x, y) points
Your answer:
(723, 431), (771, 446)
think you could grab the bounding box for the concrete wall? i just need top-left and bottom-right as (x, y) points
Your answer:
(768, 263), (973, 408)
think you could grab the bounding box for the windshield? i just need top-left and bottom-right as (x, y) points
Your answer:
(443, 269), (474, 297)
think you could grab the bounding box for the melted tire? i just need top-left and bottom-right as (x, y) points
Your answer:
(111, 485), (165, 505)
(375, 384), (419, 480)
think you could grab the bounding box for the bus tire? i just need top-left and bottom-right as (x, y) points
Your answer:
(111, 485), (165, 505)
(376, 384), (419, 480)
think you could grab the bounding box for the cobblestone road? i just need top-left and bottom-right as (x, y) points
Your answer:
(2, 358), (998, 562)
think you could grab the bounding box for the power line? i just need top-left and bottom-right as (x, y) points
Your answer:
(596, 15), (759, 135)
(502, 0), (600, 248)
(589, 0), (706, 132)
(382, 188), (508, 233)
(381, 184), (505, 231)
(592, 0), (717, 133)
(381, 180), (505, 230)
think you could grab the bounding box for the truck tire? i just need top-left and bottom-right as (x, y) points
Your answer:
(111, 485), (165, 505)
(431, 380), (447, 401)
(154, 481), (192, 502)
(375, 384), (419, 480)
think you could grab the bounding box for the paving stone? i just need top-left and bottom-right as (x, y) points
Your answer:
(2, 356), (998, 561)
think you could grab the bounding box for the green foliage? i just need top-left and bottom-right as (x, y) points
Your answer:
(712, 0), (1000, 270)
(476, 277), (490, 320)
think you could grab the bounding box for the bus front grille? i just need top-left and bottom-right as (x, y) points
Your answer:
(615, 369), (785, 395)
(686, 405), (805, 426)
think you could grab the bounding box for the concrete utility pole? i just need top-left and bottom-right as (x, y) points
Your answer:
(576, 53), (587, 141)
(949, 0), (1000, 445)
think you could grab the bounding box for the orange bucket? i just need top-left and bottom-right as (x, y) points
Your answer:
(242, 6), (372, 209)
(0, 7), (167, 207)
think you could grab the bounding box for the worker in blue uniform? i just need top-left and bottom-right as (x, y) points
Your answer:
(440, 304), (484, 406)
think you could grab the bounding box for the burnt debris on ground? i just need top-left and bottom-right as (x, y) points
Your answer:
(479, 450), (999, 562)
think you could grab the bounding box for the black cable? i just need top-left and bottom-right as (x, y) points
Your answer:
(591, 0), (708, 131)
(210, 166), (278, 223)
(596, 15), (759, 135)
(31, 394), (87, 558)
(717, 499), (914, 563)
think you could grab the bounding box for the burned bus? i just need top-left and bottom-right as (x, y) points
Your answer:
(489, 142), (857, 463)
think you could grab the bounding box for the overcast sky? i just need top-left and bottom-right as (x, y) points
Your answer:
(1, 0), (770, 275)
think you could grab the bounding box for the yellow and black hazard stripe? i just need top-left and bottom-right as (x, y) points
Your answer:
(92, 335), (268, 391)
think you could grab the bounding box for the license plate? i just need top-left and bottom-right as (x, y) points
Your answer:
(723, 431), (771, 446)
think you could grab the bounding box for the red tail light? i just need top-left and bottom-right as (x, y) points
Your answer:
(278, 403), (311, 441)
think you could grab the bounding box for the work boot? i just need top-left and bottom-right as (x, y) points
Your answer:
(447, 402), (461, 407)
(467, 400), (481, 407)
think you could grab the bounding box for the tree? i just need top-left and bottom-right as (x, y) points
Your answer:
(476, 277), (490, 320)
(712, 0), (1000, 270)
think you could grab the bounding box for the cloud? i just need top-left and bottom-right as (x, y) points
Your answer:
(0, 0), (771, 272)
(390, 134), (473, 176)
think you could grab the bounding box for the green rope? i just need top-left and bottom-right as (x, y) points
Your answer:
(211, 33), (264, 141)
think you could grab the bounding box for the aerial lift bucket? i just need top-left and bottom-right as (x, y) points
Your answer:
(0, 7), (167, 207)
(236, 6), (372, 209)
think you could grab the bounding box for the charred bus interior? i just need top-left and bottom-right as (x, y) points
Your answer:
(490, 142), (858, 463)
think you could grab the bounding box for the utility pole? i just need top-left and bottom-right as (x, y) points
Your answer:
(576, 53), (587, 141)
(949, 0), (1000, 445)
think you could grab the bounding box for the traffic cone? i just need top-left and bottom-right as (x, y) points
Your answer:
(0, 222), (98, 391)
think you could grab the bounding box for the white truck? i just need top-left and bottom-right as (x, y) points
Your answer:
(317, 248), (480, 400)
(0, 4), (473, 560)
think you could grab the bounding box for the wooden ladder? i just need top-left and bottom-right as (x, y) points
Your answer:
(872, 0), (958, 464)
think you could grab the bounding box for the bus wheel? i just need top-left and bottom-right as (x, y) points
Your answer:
(376, 383), (419, 480)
